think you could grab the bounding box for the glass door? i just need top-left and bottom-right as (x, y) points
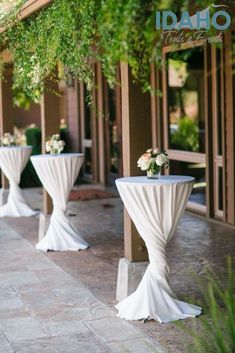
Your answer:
(163, 45), (207, 213)
(162, 43), (225, 219)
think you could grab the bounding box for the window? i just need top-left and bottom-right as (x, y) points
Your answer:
(166, 47), (205, 153)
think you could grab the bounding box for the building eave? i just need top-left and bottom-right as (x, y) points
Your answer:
(0, 0), (53, 33)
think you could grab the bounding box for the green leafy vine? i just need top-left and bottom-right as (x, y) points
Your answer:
(0, 0), (229, 102)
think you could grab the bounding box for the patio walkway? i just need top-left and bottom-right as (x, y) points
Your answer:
(1, 186), (235, 353)
(0, 219), (164, 353)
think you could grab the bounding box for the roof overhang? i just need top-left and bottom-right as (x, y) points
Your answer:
(0, 0), (53, 33)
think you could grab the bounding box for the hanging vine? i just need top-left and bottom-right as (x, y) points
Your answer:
(0, 0), (229, 102)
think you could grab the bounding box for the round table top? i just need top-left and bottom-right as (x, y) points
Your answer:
(116, 175), (195, 186)
(0, 145), (32, 151)
(31, 153), (84, 161)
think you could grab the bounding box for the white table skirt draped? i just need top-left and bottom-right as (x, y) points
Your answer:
(0, 146), (36, 217)
(31, 153), (89, 252)
(115, 176), (202, 323)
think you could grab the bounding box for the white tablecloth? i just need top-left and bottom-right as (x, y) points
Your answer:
(115, 176), (201, 323)
(31, 153), (89, 251)
(0, 146), (36, 217)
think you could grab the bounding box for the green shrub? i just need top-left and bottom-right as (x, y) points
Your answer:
(20, 127), (42, 187)
(189, 257), (235, 353)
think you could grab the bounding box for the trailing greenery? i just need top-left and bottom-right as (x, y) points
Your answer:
(0, 0), (224, 101)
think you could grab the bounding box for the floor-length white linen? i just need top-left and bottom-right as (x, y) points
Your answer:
(31, 154), (89, 251)
(0, 146), (36, 217)
(115, 176), (202, 323)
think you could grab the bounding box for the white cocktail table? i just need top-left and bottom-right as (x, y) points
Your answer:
(31, 153), (89, 251)
(0, 146), (36, 217)
(115, 175), (201, 323)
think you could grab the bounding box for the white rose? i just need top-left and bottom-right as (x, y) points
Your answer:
(156, 153), (168, 166)
(45, 141), (51, 152)
(137, 153), (151, 171)
(153, 148), (159, 154)
(146, 148), (153, 153)
(2, 137), (9, 145)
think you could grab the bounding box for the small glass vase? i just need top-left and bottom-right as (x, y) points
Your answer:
(147, 169), (161, 179)
(50, 149), (59, 155)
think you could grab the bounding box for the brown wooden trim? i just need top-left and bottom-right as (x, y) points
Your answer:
(215, 209), (224, 219)
(187, 201), (207, 215)
(96, 63), (106, 185)
(103, 78), (111, 183)
(162, 52), (168, 149)
(115, 65), (123, 177)
(79, 82), (85, 151)
(167, 150), (206, 163)
(162, 40), (205, 54)
(224, 31), (235, 224)
(221, 40), (227, 222)
(0, 67), (14, 190)
(205, 45), (213, 218)
(211, 47), (224, 219)
(91, 71), (98, 183)
(0, 0), (53, 33)
(0, 49), (12, 64)
(150, 63), (157, 147)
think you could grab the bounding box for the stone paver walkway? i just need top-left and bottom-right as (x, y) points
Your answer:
(0, 220), (165, 353)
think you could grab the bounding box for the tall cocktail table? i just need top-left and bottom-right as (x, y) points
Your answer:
(0, 146), (36, 217)
(115, 175), (201, 323)
(31, 153), (89, 251)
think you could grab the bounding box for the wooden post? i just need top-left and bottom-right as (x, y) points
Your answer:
(40, 78), (60, 214)
(0, 67), (14, 189)
(96, 63), (107, 185)
(121, 62), (152, 262)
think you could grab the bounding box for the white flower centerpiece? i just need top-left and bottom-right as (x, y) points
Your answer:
(1, 133), (16, 146)
(46, 134), (65, 155)
(137, 148), (169, 179)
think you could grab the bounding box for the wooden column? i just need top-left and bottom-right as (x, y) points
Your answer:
(0, 67), (14, 188)
(121, 62), (152, 262)
(40, 78), (60, 214)
(96, 63), (107, 185)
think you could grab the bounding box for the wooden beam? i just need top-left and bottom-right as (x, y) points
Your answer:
(40, 77), (60, 214)
(0, 67), (14, 189)
(0, 0), (53, 33)
(0, 49), (12, 64)
(19, 0), (53, 20)
(121, 62), (151, 262)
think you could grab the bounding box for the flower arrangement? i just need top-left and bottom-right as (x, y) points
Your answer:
(1, 133), (16, 146)
(14, 127), (27, 146)
(137, 148), (169, 178)
(45, 134), (65, 155)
